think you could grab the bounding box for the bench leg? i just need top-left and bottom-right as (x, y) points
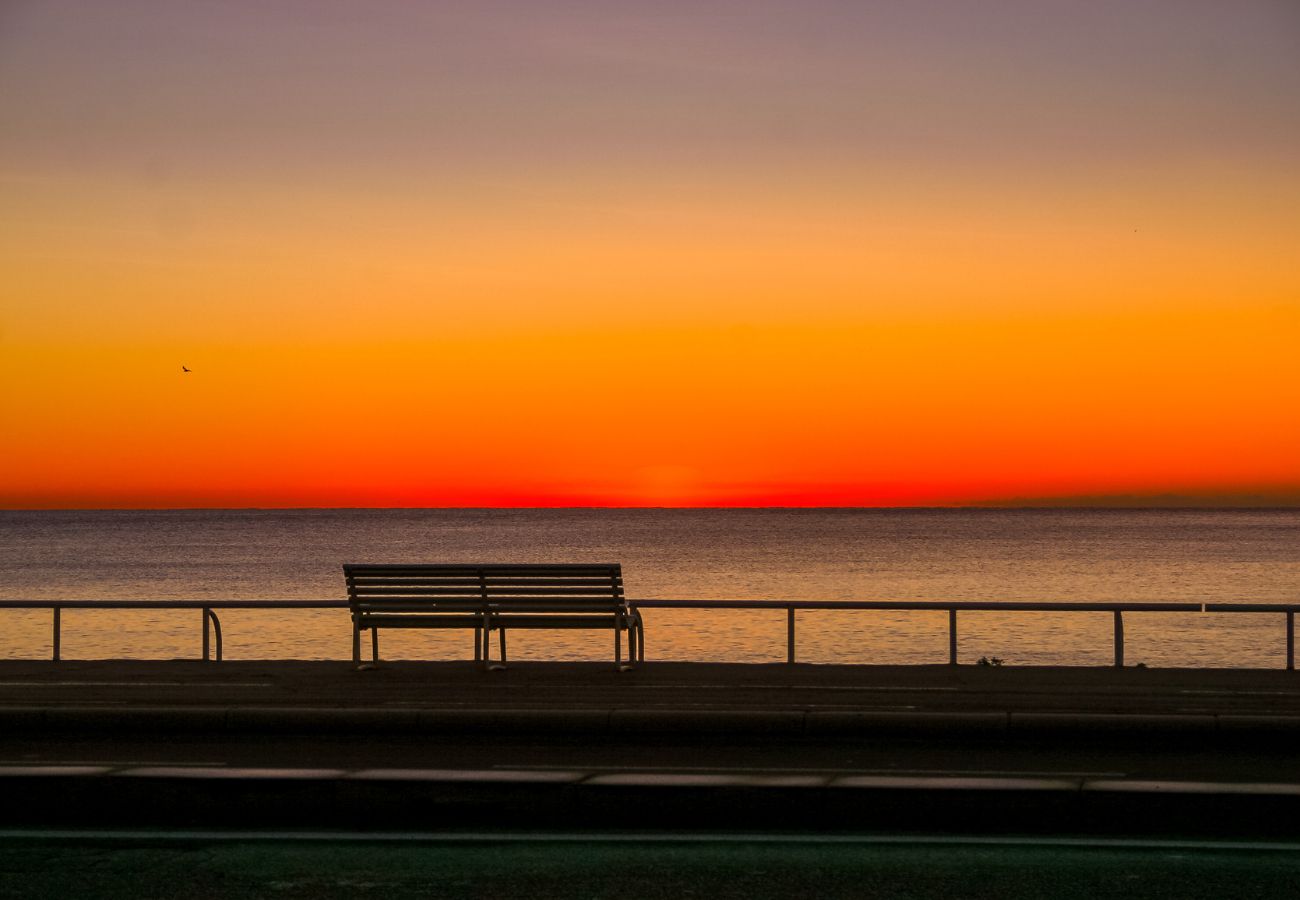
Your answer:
(482, 621), (506, 672)
(473, 627), (481, 662)
(354, 623), (377, 671)
(616, 623), (634, 671)
(371, 628), (379, 663)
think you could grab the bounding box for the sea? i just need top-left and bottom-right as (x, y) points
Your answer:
(1, 508), (1297, 667)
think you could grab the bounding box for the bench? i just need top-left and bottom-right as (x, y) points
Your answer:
(343, 563), (643, 670)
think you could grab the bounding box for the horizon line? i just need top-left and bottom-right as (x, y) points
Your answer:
(4, 503), (1300, 513)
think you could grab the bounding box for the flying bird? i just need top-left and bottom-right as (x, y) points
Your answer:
(182, 365), (191, 373)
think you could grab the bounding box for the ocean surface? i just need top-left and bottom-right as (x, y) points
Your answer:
(1, 509), (1297, 667)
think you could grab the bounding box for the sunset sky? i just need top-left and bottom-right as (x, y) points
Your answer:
(2, 1), (1298, 507)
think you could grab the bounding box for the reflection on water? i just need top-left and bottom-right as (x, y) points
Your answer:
(1, 509), (1296, 666)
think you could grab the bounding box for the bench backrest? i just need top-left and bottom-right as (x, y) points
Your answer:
(343, 563), (625, 614)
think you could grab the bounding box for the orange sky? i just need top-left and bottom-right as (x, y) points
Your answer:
(2, 1), (1298, 507)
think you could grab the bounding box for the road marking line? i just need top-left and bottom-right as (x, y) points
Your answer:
(121, 766), (347, 779)
(502, 764), (1127, 777)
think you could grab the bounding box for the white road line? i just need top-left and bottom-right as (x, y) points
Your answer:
(121, 766), (348, 779)
(13, 765), (1300, 798)
(500, 764), (1128, 777)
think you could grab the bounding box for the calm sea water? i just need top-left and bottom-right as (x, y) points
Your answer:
(1, 509), (1297, 667)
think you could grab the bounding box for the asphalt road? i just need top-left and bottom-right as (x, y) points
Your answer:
(3, 835), (1300, 900)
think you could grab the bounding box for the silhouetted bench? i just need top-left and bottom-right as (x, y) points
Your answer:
(344, 563), (643, 670)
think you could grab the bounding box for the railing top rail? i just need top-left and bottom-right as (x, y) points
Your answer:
(1204, 603), (1300, 613)
(0, 599), (349, 610)
(0, 599), (1296, 612)
(628, 599), (1209, 612)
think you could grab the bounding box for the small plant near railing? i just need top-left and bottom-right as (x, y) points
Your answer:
(976, 656), (1004, 667)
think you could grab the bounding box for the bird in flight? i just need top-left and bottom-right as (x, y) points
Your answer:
(182, 365), (192, 373)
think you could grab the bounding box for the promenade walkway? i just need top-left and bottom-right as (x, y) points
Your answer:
(4, 659), (1300, 726)
(5, 660), (1300, 839)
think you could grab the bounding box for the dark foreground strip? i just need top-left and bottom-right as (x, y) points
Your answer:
(6, 833), (1300, 900)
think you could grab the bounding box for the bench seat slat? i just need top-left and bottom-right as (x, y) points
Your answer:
(349, 587), (622, 596)
(354, 602), (488, 612)
(488, 602), (627, 611)
(348, 578), (623, 587)
(355, 614), (485, 628)
(351, 600), (622, 607)
(357, 601), (623, 611)
(345, 564), (621, 574)
(490, 615), (626, 629)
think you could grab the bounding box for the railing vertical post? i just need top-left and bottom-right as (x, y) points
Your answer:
(949, 609), (958, 665)
(209, 610), (223, 662)
(787, 606), (795, 664)
(1113, 610), (1124, 668)
(202, 607), (210, 661)
(52, 607), (61, 661)
(1287, 612), (1294, 672)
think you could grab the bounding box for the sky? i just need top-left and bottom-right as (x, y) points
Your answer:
(2, 0), (1298, 508)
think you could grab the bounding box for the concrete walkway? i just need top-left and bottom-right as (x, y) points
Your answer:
(3, 659), (1300, 736)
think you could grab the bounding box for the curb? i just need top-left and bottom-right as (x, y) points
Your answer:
(6, 705), (1300, 737)
(4, 766), (1300, 837)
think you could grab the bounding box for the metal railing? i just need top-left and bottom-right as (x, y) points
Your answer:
(0, 600), (347, 662)
(1, 598), (1298, 669)
(631, 600), (1300, 669)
